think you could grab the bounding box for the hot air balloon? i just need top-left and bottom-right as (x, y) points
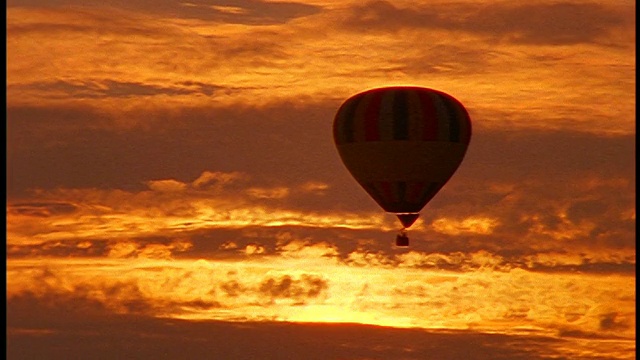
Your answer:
(333, 86), (472, 246)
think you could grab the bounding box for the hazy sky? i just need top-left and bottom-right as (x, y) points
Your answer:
(6, 0), (636, 359)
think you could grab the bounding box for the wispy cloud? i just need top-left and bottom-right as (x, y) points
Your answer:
(7, 255), (636, 345)
(10, 79), (226, 99)
(7, 0), (322, 25)
(340, 1), (633, 45)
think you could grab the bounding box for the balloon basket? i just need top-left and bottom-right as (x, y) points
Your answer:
(395, 229), (409, 247)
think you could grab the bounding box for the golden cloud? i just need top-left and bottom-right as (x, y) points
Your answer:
(431, 216), (499, 235)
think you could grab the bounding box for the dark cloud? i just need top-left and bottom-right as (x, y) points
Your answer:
(519, 261), (636, 275)
(8, 13), (292, 71)
(7, 240), (104, 258)
(7, 260), (327, 312)
(9, 101), (633, 199)
(10, 80), (225, 99)
(8, 22), (109, 35)
(598, 312), (631, 332)
(7, 0), (322, 25)
(6, 237), (189, 258)
(6, 9), (167, 38)
(179, 299), (223, 310)
(220, 279), (245, 297)
(7, 224), (635, 276)
(341, 1), (631, 45)
(402, 45), (502, 76)
(468, 2), (630, 45)
(6, 101), (341, 198)
(259, 274), (328, 303)
(8, 281), (157, 319)
(557, 328), (630, 340)
(565, 199), (611, 224)
(8, 201), (78, 217)
(214, 34), (291, 63)
(7, 291), (581, 360)
(556, 313), (634, 339)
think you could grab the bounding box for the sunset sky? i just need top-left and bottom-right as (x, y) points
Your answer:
(6, 0), (636, 359)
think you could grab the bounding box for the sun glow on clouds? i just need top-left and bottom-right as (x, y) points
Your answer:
(431, 217), (498, 235)
(107, 239), (193, 259)
(6, 171), (386, 246)
(6, 180), (636, 360)
(6, 251), (635, 354)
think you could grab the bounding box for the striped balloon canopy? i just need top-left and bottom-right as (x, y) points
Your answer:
(333, 86), (472, 230)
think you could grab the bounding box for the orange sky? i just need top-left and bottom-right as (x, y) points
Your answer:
(6, 0), (636, 359)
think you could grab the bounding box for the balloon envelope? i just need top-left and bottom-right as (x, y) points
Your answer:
(333, 86), (472, 228)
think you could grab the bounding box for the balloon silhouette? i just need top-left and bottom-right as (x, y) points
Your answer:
(333, 86), (472, 246)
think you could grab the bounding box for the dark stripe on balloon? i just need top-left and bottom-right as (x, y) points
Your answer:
(406, 91), (422, 141)
(430, 92), (450, 141)
(339, 94), (364, 144)
(440, 95), (461, 143)
(418, 92), (438, 141)
(364, 91), (383, 141)
(351, 92), (373, 142)
(392, 90), (409, 140)
(378, 91), (395, 142)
